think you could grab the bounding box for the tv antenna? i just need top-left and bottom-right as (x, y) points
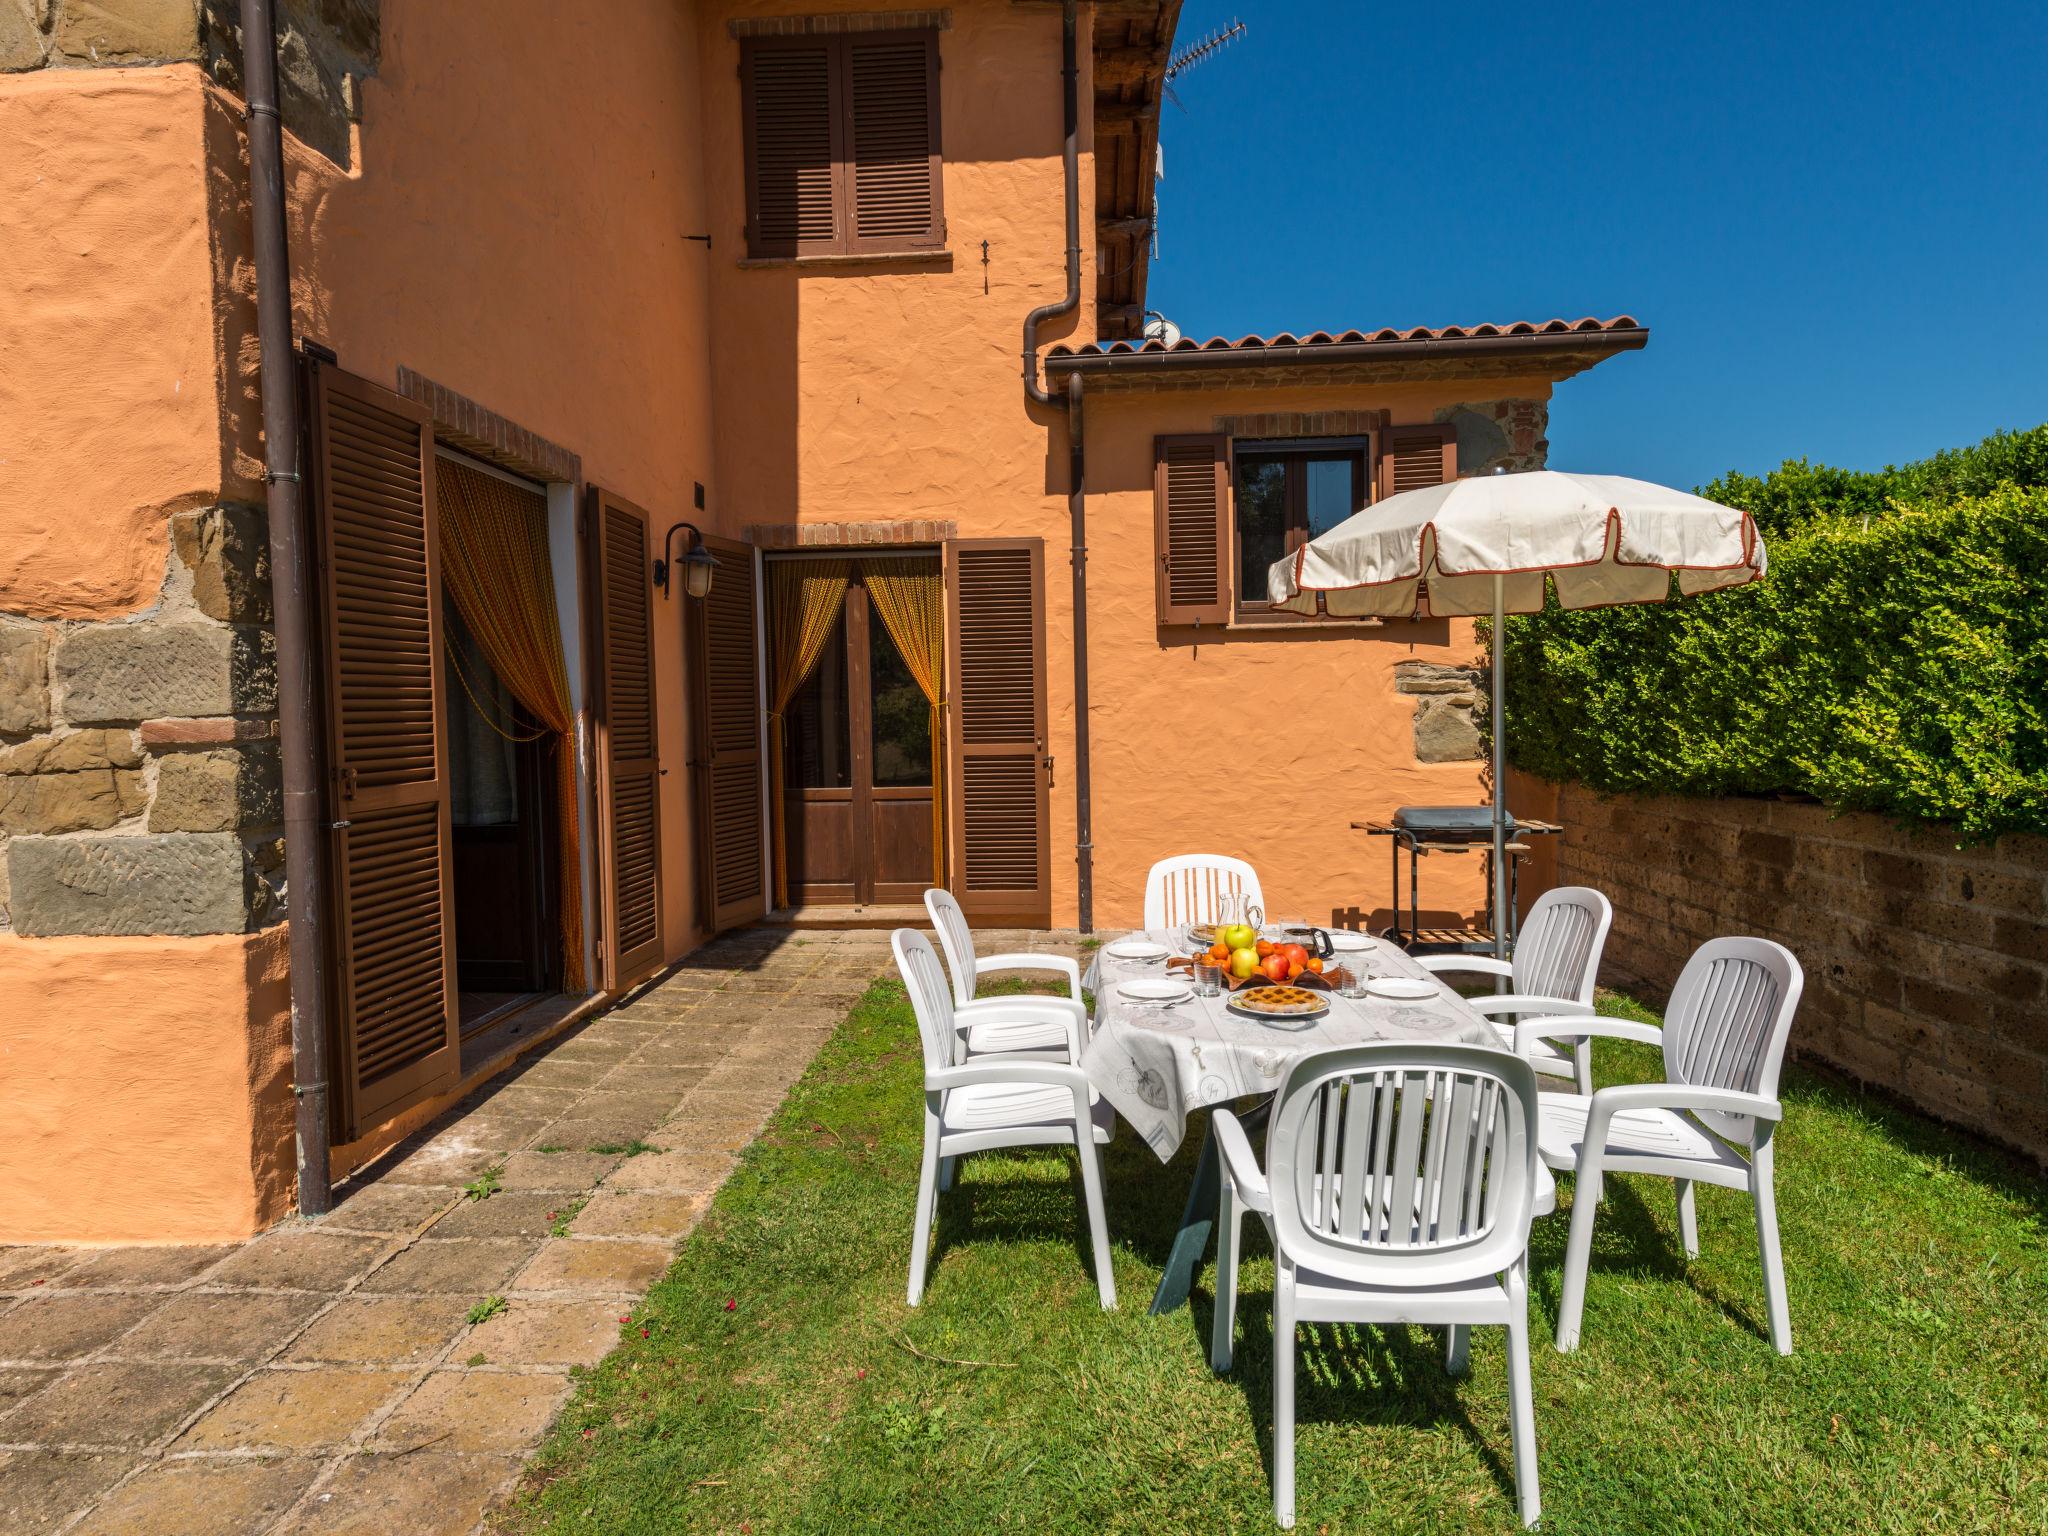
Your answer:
(1152, 19), (1248, 263)
(1163, 19), (1247, 113)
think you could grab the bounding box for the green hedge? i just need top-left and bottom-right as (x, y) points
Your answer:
(1697, 424), (2048, 536)
(1506, 431), (2048, 841)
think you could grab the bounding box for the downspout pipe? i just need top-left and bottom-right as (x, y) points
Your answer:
(240, 0), (333, 1216)
(1021, 0), (1080, 409)
(1018, 0), (1095, 931)
(1067, 371), (1093, 933)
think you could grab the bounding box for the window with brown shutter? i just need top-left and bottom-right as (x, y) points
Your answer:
(1377, 422), (1458, 500)
(741, 30), (944, 259)
(586, 487), (664, 990)
(1153, 435), (1232, 626)
(943, 538), (1050, 927)
(690, 534), (767, 933)
(306, 362), (460, 1138)
(1153, 425), (1459, 626)
(1232, 441), (1369, 618)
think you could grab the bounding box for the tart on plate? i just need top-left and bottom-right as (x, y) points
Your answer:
(1226, 985), (1329, 1018)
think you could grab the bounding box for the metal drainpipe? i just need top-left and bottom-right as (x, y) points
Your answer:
(1067, 371), (1093, 933)
(1021, 0), (1080, 408)
(240, 0), (333, 1215)
(1017, 1), (1092, 928)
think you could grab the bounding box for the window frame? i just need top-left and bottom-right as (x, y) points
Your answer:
(1228, 435), (1372, 622)
(739, 29), (947, 261)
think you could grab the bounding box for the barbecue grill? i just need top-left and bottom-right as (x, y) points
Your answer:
(1350, 804), (1562, 955)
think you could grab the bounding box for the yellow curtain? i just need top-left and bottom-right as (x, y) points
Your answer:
(434, 457), (585, 992)
(767, 558), (852, 909)
(861, 558), (946, 891)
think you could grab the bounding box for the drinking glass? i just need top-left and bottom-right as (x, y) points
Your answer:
(1329, 934), (1374, 999)
(1193, 961), (1225, 998)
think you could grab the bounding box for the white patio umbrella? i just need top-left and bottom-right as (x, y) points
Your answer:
(1267, 469), (1766, 957)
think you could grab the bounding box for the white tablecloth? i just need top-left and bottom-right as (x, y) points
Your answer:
(1081, 930), (1501, 1160)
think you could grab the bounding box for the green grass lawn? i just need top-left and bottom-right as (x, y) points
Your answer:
(506, 981), (2048, 1535)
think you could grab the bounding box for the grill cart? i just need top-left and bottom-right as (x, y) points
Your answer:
(1352, 805), (1561, 956)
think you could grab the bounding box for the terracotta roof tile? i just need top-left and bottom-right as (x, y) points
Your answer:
(1049, 316), (1643, 358)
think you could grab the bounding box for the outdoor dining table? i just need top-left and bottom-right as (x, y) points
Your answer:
(1081, 929), (1503, 1315)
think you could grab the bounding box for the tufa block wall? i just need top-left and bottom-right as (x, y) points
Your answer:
(0, 505), (285, 936)
(1548, 784), (2048, 1167)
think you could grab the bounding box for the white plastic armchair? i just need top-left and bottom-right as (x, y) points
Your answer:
(1210, 1043), (1543, 1529)
(1418, 885), (1612, 1093)
(1142, 854), (1265, 931)
(1522, 935), (1803, 1354)
(892, 929), (1116, 1310)
(925, 887), (1088, 1060)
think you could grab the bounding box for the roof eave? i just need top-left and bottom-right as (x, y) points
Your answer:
(1045, 326), (1651, 384)
(1089, 2), (1183, 341)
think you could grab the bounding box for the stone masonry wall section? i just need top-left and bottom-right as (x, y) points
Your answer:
(0, 505), (284, 936)
(2, 0), (377, 166)
(1547, 783), (2048, 1168)
(1384, 397), (1547, 765)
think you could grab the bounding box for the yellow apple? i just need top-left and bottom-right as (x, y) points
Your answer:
(1229, 946), (1260, 979)
(1220, 924), (1257, 953)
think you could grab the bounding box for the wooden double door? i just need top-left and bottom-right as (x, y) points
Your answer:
(781, 572), (937, 908)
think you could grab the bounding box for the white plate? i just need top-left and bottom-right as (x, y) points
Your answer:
(1119, 978), (1192, 1004)
(1105, 939), (1169, 961)
(1365, 977), (1437, 1001)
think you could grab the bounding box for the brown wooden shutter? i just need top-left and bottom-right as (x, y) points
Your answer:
(690, 534), (766, 933)
(1154, 434), (1231, 625)
(306, 363), (459, 1138)
(587, 487), (663, 990)
(843, 32), (944, 252)
(943, 538), (1050, 926)
(1378, 423), (1458, 500)
(742, 37), (841, 258)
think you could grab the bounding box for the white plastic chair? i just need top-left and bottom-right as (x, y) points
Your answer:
(925, 887), (1089, 1059)
(1418, 885), (1613, 1094)
(1519, 935), (1803, 1354)
(1142, 854), (1266, 931)
(892, 928), (1117, 1310)
(1211, 1043), (1543, 1529)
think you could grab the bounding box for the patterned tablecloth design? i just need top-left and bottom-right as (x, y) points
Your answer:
(1080, 930), (1502, 1161)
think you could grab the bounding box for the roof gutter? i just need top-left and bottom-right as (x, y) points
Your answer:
(1021, 0), (1081, 410)
(240, 0), (333, 1216)
(1044, 326), (1651, 378)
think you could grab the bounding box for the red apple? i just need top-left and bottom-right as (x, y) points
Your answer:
(1261, 954), (1290, 982)
(1280, 943), (1310, 969)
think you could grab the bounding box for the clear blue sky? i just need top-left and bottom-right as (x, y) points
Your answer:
(1146, 1), (2048, 488)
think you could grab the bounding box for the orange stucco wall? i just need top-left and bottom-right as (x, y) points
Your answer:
(1067, 380), (1549, 931)
(0, 927), (295, 1242)
(258, 0), (721, 958)
(0, 0), (1609, 1243)
(700, 0), (1094, 920)
(696, 1), (1539, 930)
(0, 67), (225, 619)
(0, 64), (297, 1242)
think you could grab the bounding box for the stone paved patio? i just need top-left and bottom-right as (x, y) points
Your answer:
(0, 924), (1085, 1534)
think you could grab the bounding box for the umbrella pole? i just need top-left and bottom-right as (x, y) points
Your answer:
(1492, 574), (1510, 961)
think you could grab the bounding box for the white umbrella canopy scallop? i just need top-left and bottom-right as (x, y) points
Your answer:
(1267, 469), (1765, 619)
(1266, 468), (1768, 955)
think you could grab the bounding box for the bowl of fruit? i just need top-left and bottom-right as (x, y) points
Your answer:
(1196, 924), (1332, 991)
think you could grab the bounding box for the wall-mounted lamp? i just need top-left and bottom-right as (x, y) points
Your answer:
(654, 521), (718, 600)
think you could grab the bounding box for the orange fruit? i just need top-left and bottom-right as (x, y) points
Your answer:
(1255, 939), (1274, 959)
(1304, 956), (1324, 973)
